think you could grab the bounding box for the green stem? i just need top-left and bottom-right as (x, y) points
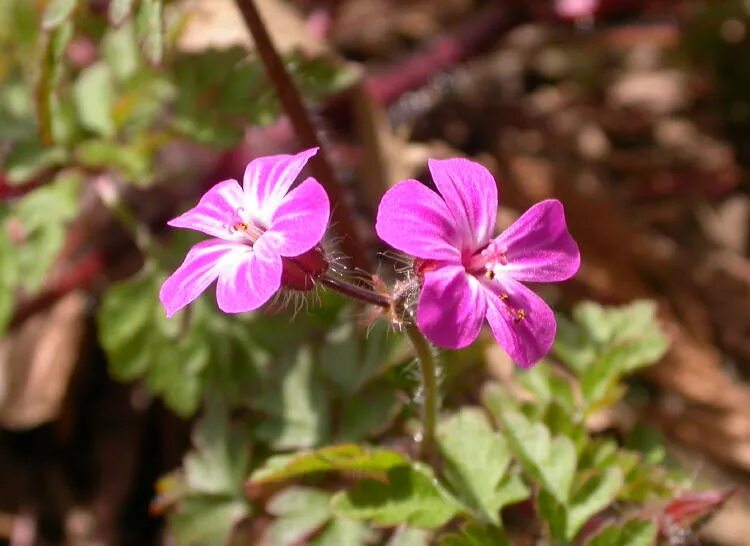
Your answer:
(405, 323), (439, 459)
(93, 175), (160, 262)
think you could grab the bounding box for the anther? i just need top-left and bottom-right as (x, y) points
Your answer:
(514, 309), (526, 323)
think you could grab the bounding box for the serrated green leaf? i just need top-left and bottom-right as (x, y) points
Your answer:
(252, 345), (330, 449)
(338, 383), (399, 442)
(567, 467), (624, 539)
(74, 62), (116, 137)
(42, 0), (77, 30)
(587, 519), (657, 546)
(331, 464), (462, 529)
(498, 407), (577, 505)
(387, 527), (430, 546)
(250, 444), (409, 484)
(170, 496), (249, 546)
(109, 0), (134, 25)
(136, 0), (163, 65)
(97, 267), (214, 417)
(440, 523), (511, 546)
(266, 487), (332, 546)
(437, 408), (512, 523)
(183, 397), (249, 496)
(310, 517), (375, 546)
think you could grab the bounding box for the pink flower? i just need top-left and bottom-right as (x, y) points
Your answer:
(376, 158), (580, 367)
(555, 0), (599, 19)
(159, 148), (330, 317)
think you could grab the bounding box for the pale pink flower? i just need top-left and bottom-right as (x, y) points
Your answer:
(376, 158), (580, 367)
(159, 148), (329, 317)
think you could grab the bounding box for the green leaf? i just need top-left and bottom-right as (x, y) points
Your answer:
(250, 444), (409, 484)
(338, 383), (399, 442)
(440, 523), (511, 546)
(387, 527), (430, 546)
(498, 406), (577, 505)
(437, 408), (513, 523)
(136, 0), (163, 65)
(266, 487), (332, 546)
(2, 171), (80, 293)
(102, 21), (139, 81)
(75, 139), (151, 182)
(36, 20), (73, 144)
(310, 518), (374, 546)
(183, 396), (250, 496)
(170, 496), (249, 546)
(4, 141), (66, 184)
(252, 345), (330, 449)
(97, 267), (212, 417)
(74, 62), (116, 137)
(42, 0), (77, 30)
(566, 467), (624, 539)
(587, 519), (657, 546)
(109, 0), (135, 25)
(331, 464), (462, 529)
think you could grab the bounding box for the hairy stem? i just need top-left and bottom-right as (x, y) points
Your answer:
(318, 273), (390, 308)
(404, 323), (439, 460)
(235, 0), (369, 271)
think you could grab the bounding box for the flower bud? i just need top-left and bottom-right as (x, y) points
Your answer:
(281, 245), (329, 291)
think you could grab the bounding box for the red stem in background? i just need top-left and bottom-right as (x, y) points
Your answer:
(234, 0), (370, 272)
(364, 2), (521, 105)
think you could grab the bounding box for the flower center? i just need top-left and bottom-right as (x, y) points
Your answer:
(227, 207), (264, 243)
(466, 240), (509, 279)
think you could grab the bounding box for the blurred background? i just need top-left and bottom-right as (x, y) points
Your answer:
(0, 0), (749, 545)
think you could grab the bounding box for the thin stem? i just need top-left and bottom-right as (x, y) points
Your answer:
(404, 323), (439, 460)
(234, 0), (369, 271)
(93, 175), (160, 260)
(318, 273), (390, 308)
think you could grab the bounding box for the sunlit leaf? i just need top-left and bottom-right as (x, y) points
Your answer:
(331, 463), (462, 529)
(250, 444), (409, 484)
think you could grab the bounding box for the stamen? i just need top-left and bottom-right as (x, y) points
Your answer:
(514, 309), (526, 323)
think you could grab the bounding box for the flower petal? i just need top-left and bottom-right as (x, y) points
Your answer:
(243, 148), (318, 224)
(215, 235), (282, 313)
(159, 239), (241, 317)
(428, 158), (498, 252)
(493, 199), (580, 283)
(267, 177), (330, 257)
(376, 180), (461, 261)
(167, 179), (245, 240)
(417, 265), (487, 349)
(483, 278), (556, 368)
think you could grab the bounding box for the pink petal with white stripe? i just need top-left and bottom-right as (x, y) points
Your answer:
(167, 180), (245, 240)
(243, 148), (318, 225)
(268, 177), (330, 257)
(215, 235), (282, 313)
(159, 239), (243, 317)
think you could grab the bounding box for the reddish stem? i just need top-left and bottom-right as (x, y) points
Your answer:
(364, 2), (521, 105)
(234, 0), (369, 272)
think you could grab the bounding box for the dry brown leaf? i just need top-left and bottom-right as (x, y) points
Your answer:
(0, 292), (86, 430)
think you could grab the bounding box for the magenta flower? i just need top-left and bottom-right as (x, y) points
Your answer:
(159, 148), (330, 317)
(376, 158), (580, 367)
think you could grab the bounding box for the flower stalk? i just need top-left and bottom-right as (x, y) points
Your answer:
(404, 323), (439, 460)
(318, 273), (391, 309)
